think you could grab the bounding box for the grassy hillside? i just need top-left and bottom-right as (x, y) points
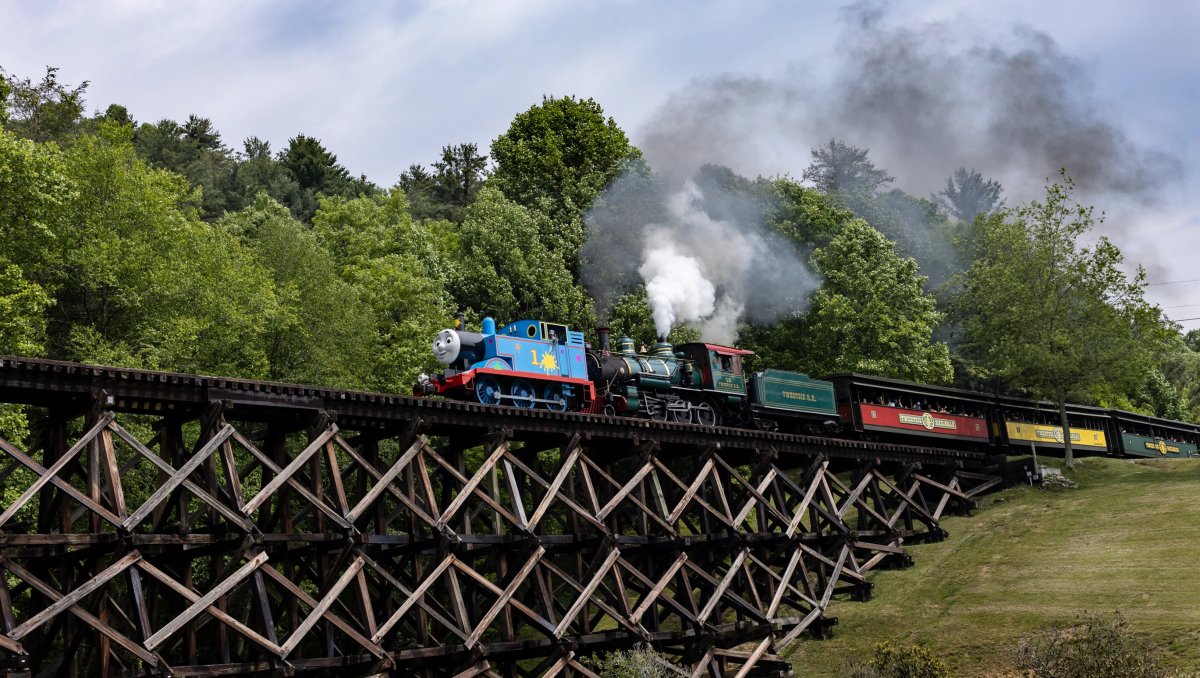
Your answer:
(789, 457), (1200, 676)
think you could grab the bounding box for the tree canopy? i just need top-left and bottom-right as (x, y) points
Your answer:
(954, 174), (1169, 465)
(794, 219), (951, 383)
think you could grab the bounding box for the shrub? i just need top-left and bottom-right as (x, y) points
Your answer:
(843, 642), (950, 678)
(1013, 612), (1169, 678)
(588, 644), (686, 677)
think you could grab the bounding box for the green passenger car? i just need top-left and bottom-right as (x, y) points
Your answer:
(749, 369), (838, 421)
(1119, 433), (1196, 458)
(1108, 409), (1200, 459)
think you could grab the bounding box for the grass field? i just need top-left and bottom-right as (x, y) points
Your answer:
(788, 456), (1200, 677)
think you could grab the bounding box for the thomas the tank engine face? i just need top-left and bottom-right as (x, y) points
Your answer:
(433, 329), (461, 365)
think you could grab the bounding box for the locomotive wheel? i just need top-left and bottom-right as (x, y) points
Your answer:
(543, 384), (567, 411)
(475, 376), (502, 405)
(669, 407), (692, 424)
(509, 379), (536, 408)
(695, 402), (719, 427)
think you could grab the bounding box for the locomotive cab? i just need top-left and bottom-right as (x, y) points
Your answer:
(676, 343), (753, 395)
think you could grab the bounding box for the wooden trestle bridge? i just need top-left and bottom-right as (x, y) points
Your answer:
(0, 356), (1004, 677)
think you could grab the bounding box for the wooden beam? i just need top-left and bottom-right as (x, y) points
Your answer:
(8, 551), (140, 640)
(144, 551), (268, 651)
(463, 546), (544, 648)
(371, 556), (457, 645)
(0, 412), (114, 527)
(436, 440), (508, 528)
(122, 424), (235, 531)
(241, 425), (338, 516)
(1, 559), (160, 667)
(280, 556), (366, 656)
(346, 436), (427, 523)
(552, 548), (620, 637)
(137, 559), (285, 658)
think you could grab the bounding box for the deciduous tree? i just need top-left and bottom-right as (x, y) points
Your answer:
(312, 191), (457, 389)
(452, 187), (594, 330)
(954, 174), (1167, 467)
(0, 66), (88, 143)
(759, 219), (951, 383)
(491, 96), (640, 271)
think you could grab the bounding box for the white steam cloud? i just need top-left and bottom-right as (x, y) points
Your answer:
(583, 176), (820, 345)
(640, 240), (715, 338)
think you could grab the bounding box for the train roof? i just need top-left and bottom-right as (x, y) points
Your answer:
(821, 372), (995, 405)
(678, 343), (755, 357)
(993, 394), (1110, 416)
(1108, 408), (1200, 434)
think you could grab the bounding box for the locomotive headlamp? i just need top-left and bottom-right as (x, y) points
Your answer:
(433, 329), (462, 365)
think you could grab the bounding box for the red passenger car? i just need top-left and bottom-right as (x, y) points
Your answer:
(824, 373), (995, 450)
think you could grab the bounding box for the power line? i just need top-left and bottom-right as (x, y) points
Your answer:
(1148, 278), (1200, 286)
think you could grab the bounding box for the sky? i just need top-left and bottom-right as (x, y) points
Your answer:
(2, 0), (1198, 325)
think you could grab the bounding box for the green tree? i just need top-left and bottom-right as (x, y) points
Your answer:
(397, 163), (440, 221)
(0, 121), (281, 376)
(760, 175), (856, 252)
(49, 124), (279, 376)
(776, 219), (951, 383)
(935, 167), (1004, 224)
(430, 142), (488, 222)
(452, 187), (594, 329)
(134, 116), (240, 220)
(278, 134), (375, 221)
(491, 95), (641, 269)
(0, 71), (11, 125)
(802, 138), (894, 197)
(954, 175), (1167, 467)
(0, 66), (89, 143)
(232, 136), (304, 213)
(0, 261), (50, 357)
(312, 191), (457, 389)
(0, 127), (71, 270)
(221, 194), (376, 388)
(1157, 330), (1200, 420)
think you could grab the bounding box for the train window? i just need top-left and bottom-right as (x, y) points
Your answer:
(527, 325), (538, 338)
(543, 323), (568, 343)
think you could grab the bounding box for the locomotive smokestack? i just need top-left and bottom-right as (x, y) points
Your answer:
(454, 312), (466, 330)
(596, 327), (611, 354)
(658, 334), (667, 342)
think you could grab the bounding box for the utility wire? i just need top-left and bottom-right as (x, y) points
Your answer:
(1148, 278), (1200, 286)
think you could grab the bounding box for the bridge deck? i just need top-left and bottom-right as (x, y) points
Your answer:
(0, 356), (989, 466)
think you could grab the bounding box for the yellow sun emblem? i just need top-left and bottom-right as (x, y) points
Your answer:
(529, 349), (559, 374)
